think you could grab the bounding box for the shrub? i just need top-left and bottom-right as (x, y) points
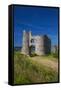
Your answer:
(30, 53), (38, 57)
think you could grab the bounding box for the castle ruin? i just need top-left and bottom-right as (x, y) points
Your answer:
(21, 30), (51, 55)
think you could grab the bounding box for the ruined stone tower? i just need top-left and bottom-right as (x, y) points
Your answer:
(21, 30), (29, 55)
(21, 30), (51, 55)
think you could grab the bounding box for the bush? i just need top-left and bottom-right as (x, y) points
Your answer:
(52, 53), (58, 58)
(51, 52), (58, 58)
(30, 53), (38, 57)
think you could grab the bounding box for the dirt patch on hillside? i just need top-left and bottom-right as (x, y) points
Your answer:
(31, 56), (58, 72)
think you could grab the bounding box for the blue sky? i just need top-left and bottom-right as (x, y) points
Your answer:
(14, 5), (59, 47)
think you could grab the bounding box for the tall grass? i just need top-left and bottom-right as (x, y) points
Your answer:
(14, 51), (58, 84)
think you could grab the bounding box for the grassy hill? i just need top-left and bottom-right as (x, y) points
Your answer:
(14, 51), (58, 85)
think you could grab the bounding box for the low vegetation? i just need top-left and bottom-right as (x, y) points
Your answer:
(14, 51), (58, 84)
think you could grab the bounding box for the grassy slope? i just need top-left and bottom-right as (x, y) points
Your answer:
(14, 51), (58, 84)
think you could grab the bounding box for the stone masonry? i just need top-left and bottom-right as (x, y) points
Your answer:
(21, 30), (51, 55)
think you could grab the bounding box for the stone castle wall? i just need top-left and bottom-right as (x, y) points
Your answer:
(31, 36), (45, 55)
(21, 30), (29, 55)
(21, 31), (51, 55)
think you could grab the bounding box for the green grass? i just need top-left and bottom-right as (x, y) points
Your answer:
(14, 51), (58, 84)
